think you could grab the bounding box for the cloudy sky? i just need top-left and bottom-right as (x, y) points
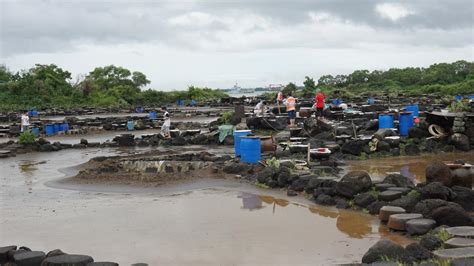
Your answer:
(1, 0), (473, 90)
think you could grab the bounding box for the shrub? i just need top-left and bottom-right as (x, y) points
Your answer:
(18, 131), (36, 144)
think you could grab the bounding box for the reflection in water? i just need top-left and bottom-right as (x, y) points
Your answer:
(309, 205), (339, 219)
(336, 211), (373, 239)
(378, 224), (415, 247)
(18, 160), (46, 191)
(238, 193), (263, 210)
(347, 152), (474, 183)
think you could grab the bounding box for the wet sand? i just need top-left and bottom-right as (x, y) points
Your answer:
(0, 148), (410, 265)
(346, 151), (474, 184)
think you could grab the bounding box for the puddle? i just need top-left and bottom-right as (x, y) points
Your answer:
(346, 152), (474, 183)
(0, 148), (413, 265)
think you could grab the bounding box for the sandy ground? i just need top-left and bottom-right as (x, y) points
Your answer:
(0, 147), (411, 265)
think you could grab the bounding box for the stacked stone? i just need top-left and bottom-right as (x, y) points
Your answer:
(452, 114), (465, 133)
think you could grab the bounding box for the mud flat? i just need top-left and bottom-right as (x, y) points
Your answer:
(0, 148), (412, 265)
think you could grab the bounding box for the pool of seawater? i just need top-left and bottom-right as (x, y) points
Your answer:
(0, 148), (412, 265)
(346, 152), (474, 184)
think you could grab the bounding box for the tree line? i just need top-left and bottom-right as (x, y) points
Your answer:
(0, 64), (228, 111)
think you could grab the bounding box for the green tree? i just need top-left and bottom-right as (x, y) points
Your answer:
(303, 76), (316, 96)
(282, 82), (297, 95)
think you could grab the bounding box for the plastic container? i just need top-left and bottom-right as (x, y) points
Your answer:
(31, 127), (40, 137)
(53, 123), (60, 133)
(399, 112), (413, 136)
(127, 120), (134, 131)
(233, 130), (252, 156)
(59, 122), (69, 132)
(240, 136), (261, 164)
(378, 114), (395, 129)
(45, 124), (55, 136)
(405, 104), (419, 117)
(367, 97), (375, 105)
(149, 111), (157, 120)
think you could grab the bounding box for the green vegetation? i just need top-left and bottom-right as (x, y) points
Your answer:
(255, 181), (270, 189)
(437, 229), (451, 242)
(407, 189), (420, 198)
(0, 64), (228, 111)
(220, 111), (234, 124)
(448, 100), (470, 112)
(265, 157), (280, 169)
(18, 131), (36, 144)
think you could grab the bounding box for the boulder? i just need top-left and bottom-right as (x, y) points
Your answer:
(405, 243), (433, 262)
(314, 194), (336, 206)
(46, 249), (66, 257)
(256, 167), (275, 184)
(452, 168), (473, 189)
(413, 199), (465, 218)
(382, 174), (414, 188)
(290, 175), (311, 192)
(445, 238), (474, 249)
(303, 118), (334, 137)
(378, 190), (403, 201)
(39, 143), (55, 152)
(354, 192), (376, 208)
(450, 133), (470, 151)
(452, 187), (474, 212)
(361, 239), (409, 263)
(408, 127), (430, 139)
(406, 218), (437, 235)
(113, 134), (135, 146)
(341, 140), (367, 156)
(387, 213), (423, 231)
(379, 206), (406, 222)
(41, 254), (94, 266)
(375, 183), (396, 191)
(13, 251), (46, 266)
(223, 162), (253, 174)
(335, 171), (372, 198)
(80, 138), (88, 145)
(425, 161), (453, 186)
(405, 143), (421, 156)
(433, 247), (474, 260)
(446, 226), (474, 238)
(171, 136), (187, 146)
(335, 197), (350, 209)
(367, 201), (387, 215)
(419, 235), (443, 251)
(388, 194), (420, 213)
(0, 245), (17, 263)
(420, 182), (456, 201)
(373, 128), (397, 140)
(431, 206), (474, 227)
(87, 263), (119, 266)
(377, 141), (391, 152)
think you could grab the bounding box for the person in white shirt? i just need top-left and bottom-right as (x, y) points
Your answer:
(254, 100), (267, 116)
(21, 112), (30, 132)
(161, 107), (171, 139)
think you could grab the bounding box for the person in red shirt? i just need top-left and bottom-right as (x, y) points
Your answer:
(315, 89), (325, 118)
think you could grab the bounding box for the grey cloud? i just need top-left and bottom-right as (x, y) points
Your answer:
(1, 0), (472, 57)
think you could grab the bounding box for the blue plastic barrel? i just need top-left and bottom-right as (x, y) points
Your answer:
(405, 104), (419, 117)
(399, 112), (413, 136)
(149, 111), (157, 120)
(240, 136), (261, 164)
(233, 130), (252, 156)
(62, 122), (69, 132)
(378, 114), (395, 129)
(45, 124), (55, 136)
(455, 95), (462, 101)
(28, 109), (38, 117)
(127, 120), (134, 131)
(31, 127), (40, 137)
(53, 123), (60, 133)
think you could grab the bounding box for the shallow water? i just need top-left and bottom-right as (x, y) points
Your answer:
(346, 152), (474, 184)
(0, 148), (408, 265)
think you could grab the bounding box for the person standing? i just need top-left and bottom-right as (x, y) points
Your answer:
(315, 89), (325, 118)
(284, 93), (296, 127)
(254, 100), (267, 117)
(276, 91), (283, 114)
(161, 107), (171, 139)
(21, 111), (30, 132)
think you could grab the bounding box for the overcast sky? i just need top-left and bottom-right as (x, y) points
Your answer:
(1, 0), (473, 90)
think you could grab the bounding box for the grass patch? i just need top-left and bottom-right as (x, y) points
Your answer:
(255, 181), (270, 189)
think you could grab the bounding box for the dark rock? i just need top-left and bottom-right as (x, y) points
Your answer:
(13, 251), (46, 266)
(87, 262), (119, 266)
(377, 141), (391, 152)
(290, 175), (311, 192)
(405, 243), (433, 261)
(303, 118), (334, 137)
(420, 235), (443, 251)
(361, 239), (409, 263)
(46, 249), (66, 257)
(405, 143), (420, 156)
(336, 171), (372, 198)
(431, 206), (474, 227)
(452, 168), (473, 189)
(378, 190), (403, 201)
(80, 138), (88, 145)
(314, 194), (336, 206)
(354, 192), (376, 208)
(405, 218), (437, 235)
(171, 136), (187, 146)
(341, 140), (367, 156)
(367, 201), (387, 215)
(375, 183), (396, 191)
(37, 138), (49, 145)
(452, 186), (474, 211)
(42, 254), (94, 266)
(413, 199), (465, 218)
(287, 189), (297, 196)
(39, 143), (55, 152)
(373, 129), (397, 140)
(420, 182), (456, 201)
(256, 167), (275, 183)
(223, 162), (252, 174)
(451, 258), (474, 266)
(388, 194), (420, 212)
(450, 133), (470, 151)
(334, 196), (350, 209)
(425, 161), (453, 186)
(408, 127), (429, 139)
(113, 134), (135, 146)
(382, 174), (414, 188)
(0, 245), (16, 263)
(72, 143), (87, 149)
